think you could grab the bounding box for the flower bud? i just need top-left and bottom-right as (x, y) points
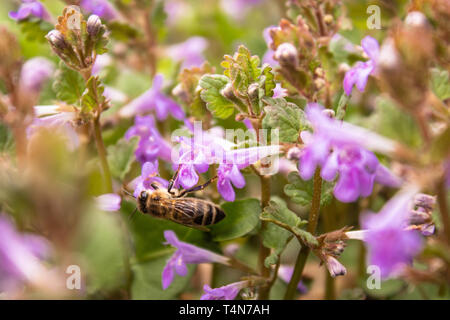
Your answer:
(287, 146), (302, 161)
(87, 15), (102, 37)
(405, 11), (430, 29)
(221, 82), (236, 100)
(247, 83), (259, 100)
(46, 30), (68, 51)
(321, 109), (335, 119)
(274, 43), (299, 68)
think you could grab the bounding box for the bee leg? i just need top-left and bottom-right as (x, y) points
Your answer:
(177, 176), (218, 198)
(167, 164), (181, 195)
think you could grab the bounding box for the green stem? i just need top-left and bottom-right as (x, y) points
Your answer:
(257, 174), (272, 300)
(284, 168), (322, 299)
(93, 116), (113, 193)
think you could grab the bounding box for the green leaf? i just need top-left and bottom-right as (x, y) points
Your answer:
(107, 137), (138, 180)
(81, 76), (106, 113)
(260, 65), (276, 97)
(284, 172), (333, 208)
(222, 45), (261, 96)
(0, 123), (15, 154)
(210, 198), (261, 241)
(261, 199), (317, 248)
(262, 97), (308, 143)
(18, 19), (53, 43)
(199, 74), (235, 119)
(260, 198), (296, 267)
(131, 256), (195, 300)
(76, 210), (127, 295)
(53, 62), (86, 105)
(108, 21), (141, 42)
(335, 91), (350, 120)
(431, 68), (450, 101)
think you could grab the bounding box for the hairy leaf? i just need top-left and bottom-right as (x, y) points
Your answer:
(81, 76), (106, 113)
(431, 68), (450, 101)
(53, 62), (86, 105)
(199, 74), (235, 119)
(284, 171), (333, 208)
(262, 97), (308, 143)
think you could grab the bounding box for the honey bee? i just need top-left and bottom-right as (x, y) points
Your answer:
(134, 172), (225, 231)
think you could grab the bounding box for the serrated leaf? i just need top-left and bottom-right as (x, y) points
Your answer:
(199, 74), (235, 119)
(210, 199), (261, 241)
(262, 97), (308, 143)
(261, 64), (276, 97)
(107, 137), (138, 180)
(284, 171), (333, 208)
(53, 62), (86, 105)
(431, 68), (450, 101)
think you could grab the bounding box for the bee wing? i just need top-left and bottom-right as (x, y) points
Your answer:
(170, 198), (203, 224)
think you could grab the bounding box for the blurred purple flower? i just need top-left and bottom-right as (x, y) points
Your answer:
(79, 0), (119, 20)
(220, 0), (263, 20)
(19, 57), (54, 93)
(125, 115), (172, 164)
(92, 54), (112, 75)
(162, 230), (229, 290)
(348, 187), (423, 279)
(278, 265), (307, 293)
(0, 214), (50, 292)
(9, 0), (51, 22)
(95, 193), (121, 211)
(273, 83), (288, 98)
(343, 36), (379, 96)
(167, 37), (208, 69)
(119, 74), (185, 120)
(201, 281), (249, 300)
(28, 105), (79, 151)
(299, 103), (380, 202)
(131, 160), (169, 198)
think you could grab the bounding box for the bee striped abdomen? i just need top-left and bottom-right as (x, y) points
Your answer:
(193, 200), (225, 226)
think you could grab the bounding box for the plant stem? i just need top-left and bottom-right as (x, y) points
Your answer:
(93, 116), (113, 193)
(325, 271), (336, 300)
(436, 178), (450, 244)
(284, 168), (322, 299)
(257, 174), (272, 299)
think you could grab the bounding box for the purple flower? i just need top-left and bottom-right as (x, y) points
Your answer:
(343, 36), (379, 95)
(9, 0), (51, 22)
(125, 115), (172, 164)
(278, 265), (307, 293)
(273, 83), (288, 98)
(350, 187), (423, 279)
(162, 230), (229, 289)
(0, 214), (50, 292)
(217, 163), (246, 202)
(167, 37), (208, 69)
(299, 104), (380, 202)
(201, 281), (249, 300)
(131, 160), (169, 198)
(79, 0), (119, 20)
(95, 193), (121, 211)
(119, 74), (185, 120)
(19, 57), (54, 93)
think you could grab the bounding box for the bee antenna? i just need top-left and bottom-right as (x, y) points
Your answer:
(129, 207), (138, 221)
(122, 188), (135, 198)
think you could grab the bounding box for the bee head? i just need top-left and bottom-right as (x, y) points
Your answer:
(137, 190), (149, 213)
